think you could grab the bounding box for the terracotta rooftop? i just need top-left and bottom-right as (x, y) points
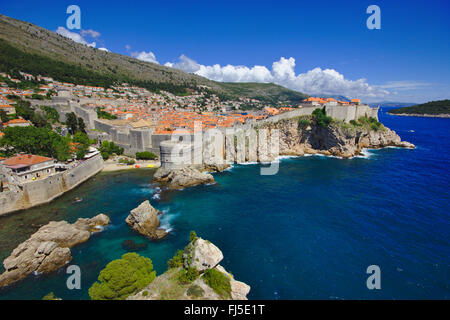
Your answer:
(2, 154), (53, 167)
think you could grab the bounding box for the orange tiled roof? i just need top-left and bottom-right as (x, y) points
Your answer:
(3, 118), (29, 125)
(3, 154), (53, 166)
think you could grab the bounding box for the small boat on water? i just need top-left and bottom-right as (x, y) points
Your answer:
(73, 197), (83, 203)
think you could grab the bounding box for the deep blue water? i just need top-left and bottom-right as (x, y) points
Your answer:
(0, 109), (449, 299)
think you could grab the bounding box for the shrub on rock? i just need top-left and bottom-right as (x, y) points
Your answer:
(88, 252), (156, 300)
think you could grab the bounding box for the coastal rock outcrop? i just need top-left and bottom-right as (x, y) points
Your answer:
(0, 214), (110, 287)
(183, 238), (224, 272)
(153, 166), (214, 189)
(126, 200), (168, 240)
(215, 264), (251, 300)
(267, 118), (415, 159)
(128, 237), (250, 300)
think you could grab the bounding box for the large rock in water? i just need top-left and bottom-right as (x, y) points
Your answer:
(183, 238), (224, 272)
(153, 166), (214, 189)
(126, 201), (168, 240)
(0, 214), (110, 287)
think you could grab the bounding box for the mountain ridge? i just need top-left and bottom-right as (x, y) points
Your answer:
(0, 14), (308, 104)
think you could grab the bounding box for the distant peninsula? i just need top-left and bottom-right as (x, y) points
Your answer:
(388, 100), (450, 118)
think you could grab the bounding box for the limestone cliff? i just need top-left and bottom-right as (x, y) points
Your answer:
(264, 117), (415, 159)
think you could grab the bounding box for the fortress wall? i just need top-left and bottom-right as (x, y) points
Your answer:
(73, 105), (98, 129)
(0, 156), (104, 216)
(88, 105), (379, 160)
(259, 106), (317, 124)
(0, 190), (23, 216)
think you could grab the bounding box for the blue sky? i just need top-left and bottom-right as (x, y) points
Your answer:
(1, 0), (449, 102)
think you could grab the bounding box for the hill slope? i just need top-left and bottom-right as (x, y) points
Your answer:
(0, 14), (308, 103)
(388, 100), (450, 116)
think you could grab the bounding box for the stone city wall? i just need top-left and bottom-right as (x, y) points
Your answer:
(0, 155), (104, 216)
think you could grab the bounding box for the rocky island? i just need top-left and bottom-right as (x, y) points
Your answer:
(387, 99), (450, 118)
(126, 200), (168, 240)
(0, 214), (110, 287)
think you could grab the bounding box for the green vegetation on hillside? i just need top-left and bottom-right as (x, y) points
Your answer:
(0, 39), (194, 95)
(312, 107), (332, 127)
(88, 252), (156, 300)
(0, 14), (309, 104)
(388, 100), (450, 115)
(219, 82), (308, 106)
(0, 126), (93, 161)
(349, 116), (384, 131)
(0, 126), (71, 161)
(40, 106), (60, 124)
(203, 268), (232, 299)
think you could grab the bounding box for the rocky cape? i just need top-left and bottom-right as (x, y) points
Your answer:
(152, 165), (216, 189)
(126, 200), (168, 240)
(271, 117), (415, 159)
(128, 237), (250, 300)
(0, 214), (110, 287)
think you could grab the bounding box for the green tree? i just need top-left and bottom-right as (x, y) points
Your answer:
(40, 106), (60, 123)
(72, 132), (91, 159)
(189, 230), (198, 243)
(66, 112), (78, 135)
(0, 126), (71, 161)
(99, 140), (124, 159)
(88, 253), (156, 300)
(0, 109), (8, 123)
(135, 151), (158, 160)
(167, 250), (184, 269)
(312, 107), (332, 128)
(77, 117), (86, 133)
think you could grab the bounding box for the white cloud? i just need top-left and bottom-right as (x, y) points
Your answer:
(131, 51), (159, 64)
(125, 45), (131, 51)
(80, 29), (101, 39)
(165, 55), (390, 98)
(376, 81), (431, 90)
(56, 26), (96, 47)
(165, 55), (201, 73)
(98, 47), (109, 52)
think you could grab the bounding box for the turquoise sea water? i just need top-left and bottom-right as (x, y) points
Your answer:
(0, 109), (449, 299)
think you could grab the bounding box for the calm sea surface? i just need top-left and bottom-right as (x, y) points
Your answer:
(0, 108), (449, 299)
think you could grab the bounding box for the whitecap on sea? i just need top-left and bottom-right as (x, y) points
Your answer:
(159, 208), (179, 233)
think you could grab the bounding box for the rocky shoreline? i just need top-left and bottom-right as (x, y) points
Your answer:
(150, 119), (415, 191)
(272, 118), (415, 159)
(0, 214), (110, 287)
